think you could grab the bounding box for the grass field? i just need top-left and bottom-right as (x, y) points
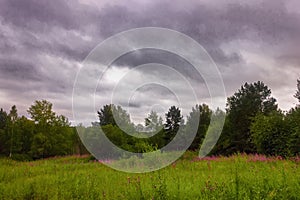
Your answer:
(0, 153), (299, 200)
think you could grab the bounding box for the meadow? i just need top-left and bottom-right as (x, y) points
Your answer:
(0, 153), (299, 200)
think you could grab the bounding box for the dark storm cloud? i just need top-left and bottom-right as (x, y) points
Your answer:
(0, 58), (41, 81)
(0, 0), (92, 31)
(222, 1), (300, 43)
(131, 83), (182, 101)
(111, 49), (205, 81)
(96, 2), (246, 66)
(0, 0), (99, 62)
(0, 0), (299, 124)
(96, 0), (300, 67)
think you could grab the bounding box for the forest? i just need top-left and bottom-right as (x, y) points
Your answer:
(0, 80), (299, 161)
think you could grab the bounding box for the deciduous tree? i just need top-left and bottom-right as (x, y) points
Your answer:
(144, 111), (163, 133)
(225, 81), (278, 153)
(186, 104), (212, 151)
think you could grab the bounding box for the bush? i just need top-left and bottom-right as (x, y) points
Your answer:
(11, 153), (33, 161)
(251, 112), (293, 157)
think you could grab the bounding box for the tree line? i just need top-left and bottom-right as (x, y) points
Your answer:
(0, 80), (299, 160)
(0, 100), (88, 160)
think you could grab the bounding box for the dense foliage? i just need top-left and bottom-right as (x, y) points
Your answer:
(218, 81), (278, 154)
(0, 100), (87, 160)
(0, 80), (299, 160)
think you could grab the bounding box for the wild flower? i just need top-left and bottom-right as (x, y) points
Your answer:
(192, 155), (222, 162)
(247, 154), (283, 162)
(290, 156), (300, 163)
(98, 159), (112, 164)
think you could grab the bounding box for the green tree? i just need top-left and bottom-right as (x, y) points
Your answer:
(144, 111), (163, 133)
(50, 115), (73, 156)
(28, 100), (55, 126)
(164, 106), (183, 143)
(186, 104), (212, 151)
(8, 105), (18, 157)
(71, 126), (89, 155)
(96, 104), (154, 155)
(225, 81), (278, 153)
(15, 116), (35, 155)
(97, 104), (134, 132)
(211, 114), (231, 155)
(204, 108), (226, 156)
(9, 105), (18, 123)
(28, 100), (72, 158)
(28, 100), (55, 158)
(294, 79), (300, 103)
(0, 108), (7, 130)
(30, 132), (50, 158)
(251, 111), (292, 157)
(0, 108), (8, 154)
(286, 107), (300, 156)
(98, 104), (115, 126)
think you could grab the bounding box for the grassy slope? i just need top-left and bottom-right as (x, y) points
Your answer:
(0, 154), (299, 200)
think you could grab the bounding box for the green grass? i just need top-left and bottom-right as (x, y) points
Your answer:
(0, 153), (299, 200)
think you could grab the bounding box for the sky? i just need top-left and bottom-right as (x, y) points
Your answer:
(0, 0), (300, 125)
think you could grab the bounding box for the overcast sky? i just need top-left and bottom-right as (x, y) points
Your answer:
(0, 0), (300, 125)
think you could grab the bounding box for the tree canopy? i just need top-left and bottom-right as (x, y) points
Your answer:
(0, 79), (299, 160)
(144, 111), (163, 133)
(223, 81), (278, 153)
(186, 104), (212, 151)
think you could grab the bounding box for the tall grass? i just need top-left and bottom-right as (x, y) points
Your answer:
(0, 153), (299, 199)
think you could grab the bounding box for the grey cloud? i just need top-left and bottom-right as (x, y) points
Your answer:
(0, 0), (299, 124)
(95, 2), (246, 66)
(0, 58), (42, 81)
(96, 0), (300, 67)
(111, 49), (205, 82)
(127, 102), (141, 108)
(0, 0), (99, 62)
(0, 0), (92, 31)
(222, 1), (300, 43)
